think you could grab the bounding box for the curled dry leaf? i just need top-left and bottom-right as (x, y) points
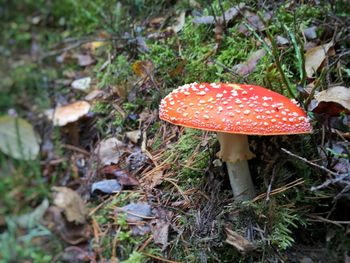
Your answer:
(71, 77), (91, 91)
(305, 41), (334, 78)
(132, 60), (154, 79)
(238, 11), (272, 36)
(315, 86), (350, 111)
(142, 170), (164, 189)
(101, 165), (139, 186)
(225, 227), (256, 253)
(46, 101), (91, 126)
(52, 186), (87, 224)
(233, 49), (266, 76)
(45, 206), (90, 245)
(73, 54), (95, 67)
(0, 116), (41, 160)
(192, 3), (245, 25)
(84, 89), (104, 101)
(169, 11), (186, 33)
(94, 137), (126, 165)
(126, 130), (141, 144)
(152, 207), (172, 251)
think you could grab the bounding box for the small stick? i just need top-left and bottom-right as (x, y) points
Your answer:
(281, 148), (339, 176)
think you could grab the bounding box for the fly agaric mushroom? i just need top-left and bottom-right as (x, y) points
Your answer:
(159, 83), (312, 200)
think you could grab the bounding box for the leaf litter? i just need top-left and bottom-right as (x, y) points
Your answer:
(52, 186), (87, 224)
(4, 1), (350, 262)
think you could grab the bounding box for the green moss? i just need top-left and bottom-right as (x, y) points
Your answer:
(165, 128), (213, 187)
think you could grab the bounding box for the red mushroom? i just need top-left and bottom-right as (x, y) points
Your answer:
(159, 83), (312, 200)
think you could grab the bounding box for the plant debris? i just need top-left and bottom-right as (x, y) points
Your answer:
(52, 186), (87, 224)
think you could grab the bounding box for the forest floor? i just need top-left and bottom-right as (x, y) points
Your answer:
(0, 1), (350, 262)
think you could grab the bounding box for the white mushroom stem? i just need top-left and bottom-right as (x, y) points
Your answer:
(217, 132), (256, 201)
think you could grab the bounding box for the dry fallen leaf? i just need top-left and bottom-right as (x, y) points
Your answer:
(313, 86), (350, 116)
(233, 49), (266, 76)
(84, 89), (104, 101)
(315, 86), (350, 111)
(152, 207), (172, 251)
(305, 41), (334, 78)
(225, 227), (256, 253)
(169, 11), (186, 33)
(126, 130), (141, 144)
(82, 41), (106, 52)
(73, 54), (95, 67)
(52, 186), (87, 224)
(238, 10), (272, 36)
(132, 60), (154, 79)
(193, 3), (245, 25)
(142, 170), (164, 189)
(45, 206), (90, 245)
(101, 165), (139, 186)
(46, 101), (91, 126)
(94, 137), (126, 165)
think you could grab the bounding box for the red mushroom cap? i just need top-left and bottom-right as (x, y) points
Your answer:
(159, 83), (312, 135)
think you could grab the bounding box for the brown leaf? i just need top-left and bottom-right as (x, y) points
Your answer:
(132, 60), (154, 78)
(73, 54), (95, 67)
(82, 41), (106, 53)
(169, 60), (186, 78)
(152, 207), (172, 251)
(52, 187), (87, 224)
(225, 227), (256, 253)
(315, 86), (350, 111)
(169, 11), (186, 33)
(233, 49), (266, 76)
(126, 130), (141, 144)
(45, 206), (90, 245)
(192, 3), (245, 25)
(101, 165), (139, 186)
(60, 246), (94, 263)
(142, 170), (164, 189)
(94, 137), (127, 165)
(305, 41), (334, 78)
(238, 11), (271, 36)
(84, 89), (104, 101)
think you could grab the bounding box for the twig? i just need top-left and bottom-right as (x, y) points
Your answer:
(42, 37), (113, 58)
(281, 148), (350, 191)
(281, 148), (338, 176)
(308, 214), (350, 227)
(311, 173), (349, 191)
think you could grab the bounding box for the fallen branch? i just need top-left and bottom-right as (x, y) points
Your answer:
(281, 148), (350, 191)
